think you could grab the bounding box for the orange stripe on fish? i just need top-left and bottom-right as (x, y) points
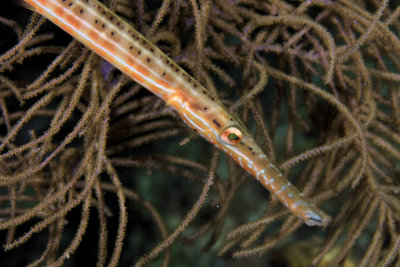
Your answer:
(21, 0), (331, 226)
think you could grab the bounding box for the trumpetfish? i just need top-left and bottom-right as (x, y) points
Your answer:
(17, 0), (331, 226)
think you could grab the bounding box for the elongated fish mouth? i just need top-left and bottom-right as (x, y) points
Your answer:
(303, 207), (332, 227)
(216, 128), (331, 227)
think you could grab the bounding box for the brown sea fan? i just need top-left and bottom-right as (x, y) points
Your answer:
(0, 0), (399, 266)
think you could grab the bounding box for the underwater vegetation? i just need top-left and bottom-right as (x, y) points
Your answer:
(0, 0), (399, 266)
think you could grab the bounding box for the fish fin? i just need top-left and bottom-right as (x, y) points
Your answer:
(14, 0), (35, 11)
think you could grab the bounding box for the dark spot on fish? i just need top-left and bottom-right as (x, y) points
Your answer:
(212, 119), (221, 128)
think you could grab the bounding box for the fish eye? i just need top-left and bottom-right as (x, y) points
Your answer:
(220, 126), (242, 145)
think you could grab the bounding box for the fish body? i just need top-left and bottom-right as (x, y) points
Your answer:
(20, 0), (331, 226)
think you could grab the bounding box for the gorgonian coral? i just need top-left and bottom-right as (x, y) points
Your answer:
(0, 0), (399, 266)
